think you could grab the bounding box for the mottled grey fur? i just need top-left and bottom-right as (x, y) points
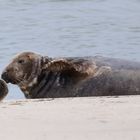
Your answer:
(2, 52), (140, 99)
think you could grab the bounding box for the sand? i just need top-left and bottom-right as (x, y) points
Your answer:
(0, 96), (140, 140)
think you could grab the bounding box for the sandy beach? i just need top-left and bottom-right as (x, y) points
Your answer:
(0, 96), (140, 140)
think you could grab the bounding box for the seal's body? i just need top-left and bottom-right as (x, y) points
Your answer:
(2, 52), (140, 98)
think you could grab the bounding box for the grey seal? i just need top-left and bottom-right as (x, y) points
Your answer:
(2, 52), (140, 99)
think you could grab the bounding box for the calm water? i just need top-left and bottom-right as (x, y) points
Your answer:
(0, 0), (140, 99)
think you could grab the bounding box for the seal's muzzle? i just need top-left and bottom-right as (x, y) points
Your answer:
(1, 71), (16, 84)
(1, 71), (9, 83)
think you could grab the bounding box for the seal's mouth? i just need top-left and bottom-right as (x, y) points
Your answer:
(1, 72), (17, 84)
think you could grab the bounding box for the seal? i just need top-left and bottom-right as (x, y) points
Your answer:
(2, 51), (140, 98)
(0, 79), (8, 101)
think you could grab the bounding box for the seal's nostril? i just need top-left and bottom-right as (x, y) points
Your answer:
(1, 71), (9, 82)
(2, 72), (6, 78)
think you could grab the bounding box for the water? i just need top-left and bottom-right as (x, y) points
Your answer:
(0, 0), (140, 99)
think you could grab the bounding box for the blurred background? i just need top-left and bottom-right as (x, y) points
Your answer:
(0, 0), (140, 99)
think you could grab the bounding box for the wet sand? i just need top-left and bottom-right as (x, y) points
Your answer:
(0, 96), (140, 140)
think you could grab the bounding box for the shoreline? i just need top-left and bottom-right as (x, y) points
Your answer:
(0, 96), (140, 140)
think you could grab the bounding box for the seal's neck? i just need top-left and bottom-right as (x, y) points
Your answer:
(20, 70), (59, 99)
(18, 56), (53, 98)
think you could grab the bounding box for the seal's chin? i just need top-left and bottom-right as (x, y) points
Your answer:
(8, 80), (17, 84)
(2, 77), (17, 84)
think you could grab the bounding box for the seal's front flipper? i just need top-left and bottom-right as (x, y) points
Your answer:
(0, 79), (8, 101)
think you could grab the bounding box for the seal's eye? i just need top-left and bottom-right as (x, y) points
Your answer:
(18, 59), (25, 64)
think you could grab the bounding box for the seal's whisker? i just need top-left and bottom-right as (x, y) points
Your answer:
(16, 77), (26, 85)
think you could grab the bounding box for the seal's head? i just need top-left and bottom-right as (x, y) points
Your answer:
(1, 52), (45, 87)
